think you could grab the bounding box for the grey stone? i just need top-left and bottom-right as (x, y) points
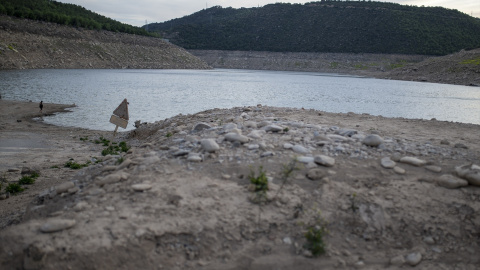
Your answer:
(336, 129), (357, 137)
(292, 145), (310, 154)
(425, 165), (442, 173)
(297, 156), (314, 164)
(263, 124), (284, 132)
(455, 164), (480, 186)
(362, 134), (384, 147)
(201, 139), (220, 153)
(400, 156), (427, 167)
(187, 155), (203, 162)
(454, 143), (468, 149)
(247, 130), (266, 139)
(225, 133), (249, 143)
(96, 172), (129, 187)
(40, 219), (76, 233)
(173, 149), (190, 156)
(283, 143), (293, 149)
(394, 166), (405, 175)
(306, 168), (328, 180)
(390, 255), (405, 266)
(380, 157), (396, 169)
(132, 183), (152, 192)
(314, 155), (335, 167)
(55, 182), (75, 194)
(405, 252), (422, 266)
(437, 174), (468, 189)
(193, 122), (212, 131)
(244, 121), (257, 128)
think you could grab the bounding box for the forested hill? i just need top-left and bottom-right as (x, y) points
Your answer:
(148, 1), (480, 55)
(0, 0), (152, 36)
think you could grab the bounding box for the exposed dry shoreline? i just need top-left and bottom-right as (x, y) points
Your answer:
(1, 99), (479, 269)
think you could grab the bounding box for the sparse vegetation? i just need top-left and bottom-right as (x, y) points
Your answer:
(101, 141), (129, 156)
(64, 159), (90, 169)
(302, 209), (329, 257)
(248, 166), (269, 203)
(18, 175), (35, 185)
(5, 183), (24, 194)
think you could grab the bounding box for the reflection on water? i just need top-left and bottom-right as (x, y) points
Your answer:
(0, 69), (479, 131)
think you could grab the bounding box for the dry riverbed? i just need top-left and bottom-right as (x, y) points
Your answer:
(0, 99), (479, 269)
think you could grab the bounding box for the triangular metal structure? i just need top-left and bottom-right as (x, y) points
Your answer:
(113, 98), (129, 120)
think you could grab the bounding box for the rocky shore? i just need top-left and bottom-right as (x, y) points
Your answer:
(1, 100), (479, 269)
(190, 49), (480, 86)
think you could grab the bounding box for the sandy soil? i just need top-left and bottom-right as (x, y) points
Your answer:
(0, 99), (479, 269)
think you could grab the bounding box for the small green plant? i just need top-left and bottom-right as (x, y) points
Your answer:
(116, 157), (124, 165)
(30, 172), (40, 178)
(166, 132), (173, 137)
(64, 160), (90, 169)
(101, 141), (129, 156)
(249, 166), (269, 193)
(95, 136), (110, 146)
(349, 192), (359, 213)
(80, 136), (89, 141)
(460, 58), (480, 65)
(283, 127), (289, 132)
(302, 209), (329, 257)
(18, 176), (35, 185)
(304, 225), (328, 256)
(5, 183), (24, 194)
(50, 165), (60, 169)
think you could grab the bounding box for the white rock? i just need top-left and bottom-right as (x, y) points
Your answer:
(247, 144), (260, 150)
(224, 133), (249, 143)
(400, 156), (427, 167)
(263, 124), (284, 132)
(247, 130), (266, 139)
(55, 182), (75, 194)
(40, 219), (76, 233)
(187, 155), (202, 162)
(405, 252), (422, 266)
(314, 155), (335, 167)
(244, 121), (258, 128)
(283, 143), (293, 149)
(362, 134), (384, 147)
(394, 166), (405, 175)
(201, 139), (220, 152)
(292, 145), (310, 154)
(132, 183), (152, 192)
(455, 164), (480, 186)
(297, 156), (314, 164)
(437, 174), (468, 189)
(380, 157), (396, 169)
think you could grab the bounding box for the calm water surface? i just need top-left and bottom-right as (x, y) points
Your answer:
(0, 69), (479, 131)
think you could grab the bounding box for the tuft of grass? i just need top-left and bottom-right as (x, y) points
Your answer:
(95, 136), (110, 146)
(101, 141), (130, 156)
(64, 160), (90, 169)
(166, 132), (173, 138)
(249, 166), (269, 194)
(5, 183), (24, 194)
(18, 176), (35, 185)
(80, 136), (89, 142)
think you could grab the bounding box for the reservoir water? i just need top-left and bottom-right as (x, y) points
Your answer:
(0, 69), (479, 131)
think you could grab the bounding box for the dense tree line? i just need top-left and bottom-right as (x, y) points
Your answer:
(148, 1), (480, 55)
(0, 0), (154, 36)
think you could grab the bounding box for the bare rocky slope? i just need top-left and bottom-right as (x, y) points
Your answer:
(0, 15), (210, 70)
(190, 49), (480, 86)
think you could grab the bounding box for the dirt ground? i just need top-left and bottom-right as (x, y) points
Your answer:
(0, 99), (479, 269)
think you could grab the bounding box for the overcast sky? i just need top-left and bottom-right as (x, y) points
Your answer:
(56, 0), (480, 27)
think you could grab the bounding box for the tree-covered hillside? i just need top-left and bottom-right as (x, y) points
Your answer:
(0, 0), (152, 36)
(148, 1), (480, 55)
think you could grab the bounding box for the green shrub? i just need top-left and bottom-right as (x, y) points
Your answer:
(304, 225), (327, 256)
(249, 166), (269, 193)
(64, 160), (90, 169)
(18, 176), (35, 185)
(5, 183), (24, 194)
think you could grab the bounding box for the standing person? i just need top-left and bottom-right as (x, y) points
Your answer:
(39, 101), (43, 113)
